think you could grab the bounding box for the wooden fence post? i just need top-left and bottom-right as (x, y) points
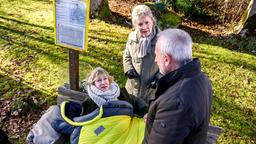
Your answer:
(69, 49), (79, 91)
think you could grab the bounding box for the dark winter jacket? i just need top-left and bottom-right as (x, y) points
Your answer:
(143, 58), (212, 144)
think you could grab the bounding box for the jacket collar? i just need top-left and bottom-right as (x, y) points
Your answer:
(155, 58), (202, 98)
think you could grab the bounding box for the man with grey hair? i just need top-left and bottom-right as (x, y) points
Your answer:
(143, 28), (212, 144)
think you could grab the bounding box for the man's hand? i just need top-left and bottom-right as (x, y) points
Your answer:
(125, 69), (139, 79)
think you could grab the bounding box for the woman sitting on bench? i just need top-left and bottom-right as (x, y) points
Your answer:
(27, 67), (147, 144)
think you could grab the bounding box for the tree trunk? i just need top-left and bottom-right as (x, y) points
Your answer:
(248, 0), (256, 17)
(90, 0), (112, 19)
(90, 0), (103, 16)
(234, 0), (256, 34)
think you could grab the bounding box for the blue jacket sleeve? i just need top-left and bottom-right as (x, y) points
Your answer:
(51, 104), (79, 135)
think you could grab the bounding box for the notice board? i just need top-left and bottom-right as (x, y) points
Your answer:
(54, 0), (90, 51)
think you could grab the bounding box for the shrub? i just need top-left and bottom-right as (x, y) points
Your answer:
(145, 2), (182, 29)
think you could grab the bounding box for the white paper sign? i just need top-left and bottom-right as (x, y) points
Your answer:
(54, 0), (90, 51)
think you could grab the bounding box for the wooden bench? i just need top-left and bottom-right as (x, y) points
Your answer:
(56, 86), (223, 144)
(57, 86), (89, 105)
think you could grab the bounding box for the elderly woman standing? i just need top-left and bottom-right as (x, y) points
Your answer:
(123, 4), (160, 103)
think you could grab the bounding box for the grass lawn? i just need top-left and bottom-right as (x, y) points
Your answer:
(0, 0), (255, 143)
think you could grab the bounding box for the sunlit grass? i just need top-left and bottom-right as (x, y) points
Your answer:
(193, 42), (256, 143)
(0, 0), (255, 143)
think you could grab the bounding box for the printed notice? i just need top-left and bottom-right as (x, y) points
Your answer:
(54, 0), (90, 51)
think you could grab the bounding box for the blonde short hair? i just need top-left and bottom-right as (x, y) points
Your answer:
(87, 67), (114, 85)
(131, 4), (156, 27)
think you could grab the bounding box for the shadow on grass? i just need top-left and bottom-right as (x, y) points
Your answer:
(0, 15), (128, 67)
(89, 35), (126, 45)
(0, 25), (54, 45)
(80, 43), (124, 75)
(0, 71), (55, 143)
(180, 25), (256, 57)
(0, 69), (55, 101)
(89, 28), (128, 40)
(0, 30), (68, 65)
(0, 14), (126, 86)
(0, 15), (69, 65)
(0, 15), (53, 30)
(212, 95), (256, 141)
(32, 0), (53, 4)
(197, 51), (256, 72)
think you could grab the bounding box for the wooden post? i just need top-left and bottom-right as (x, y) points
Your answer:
(69, 49), (79, 90)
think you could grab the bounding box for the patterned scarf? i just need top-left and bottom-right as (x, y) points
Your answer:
(87, 82), (120, 107)
(138, 27), (156, 58)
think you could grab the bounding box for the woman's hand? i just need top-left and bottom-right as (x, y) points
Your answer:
(125, 69), (139, 79)
(144, 113), (148, 123)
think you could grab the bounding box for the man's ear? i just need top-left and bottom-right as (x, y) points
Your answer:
(163, 54), (172, 66)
